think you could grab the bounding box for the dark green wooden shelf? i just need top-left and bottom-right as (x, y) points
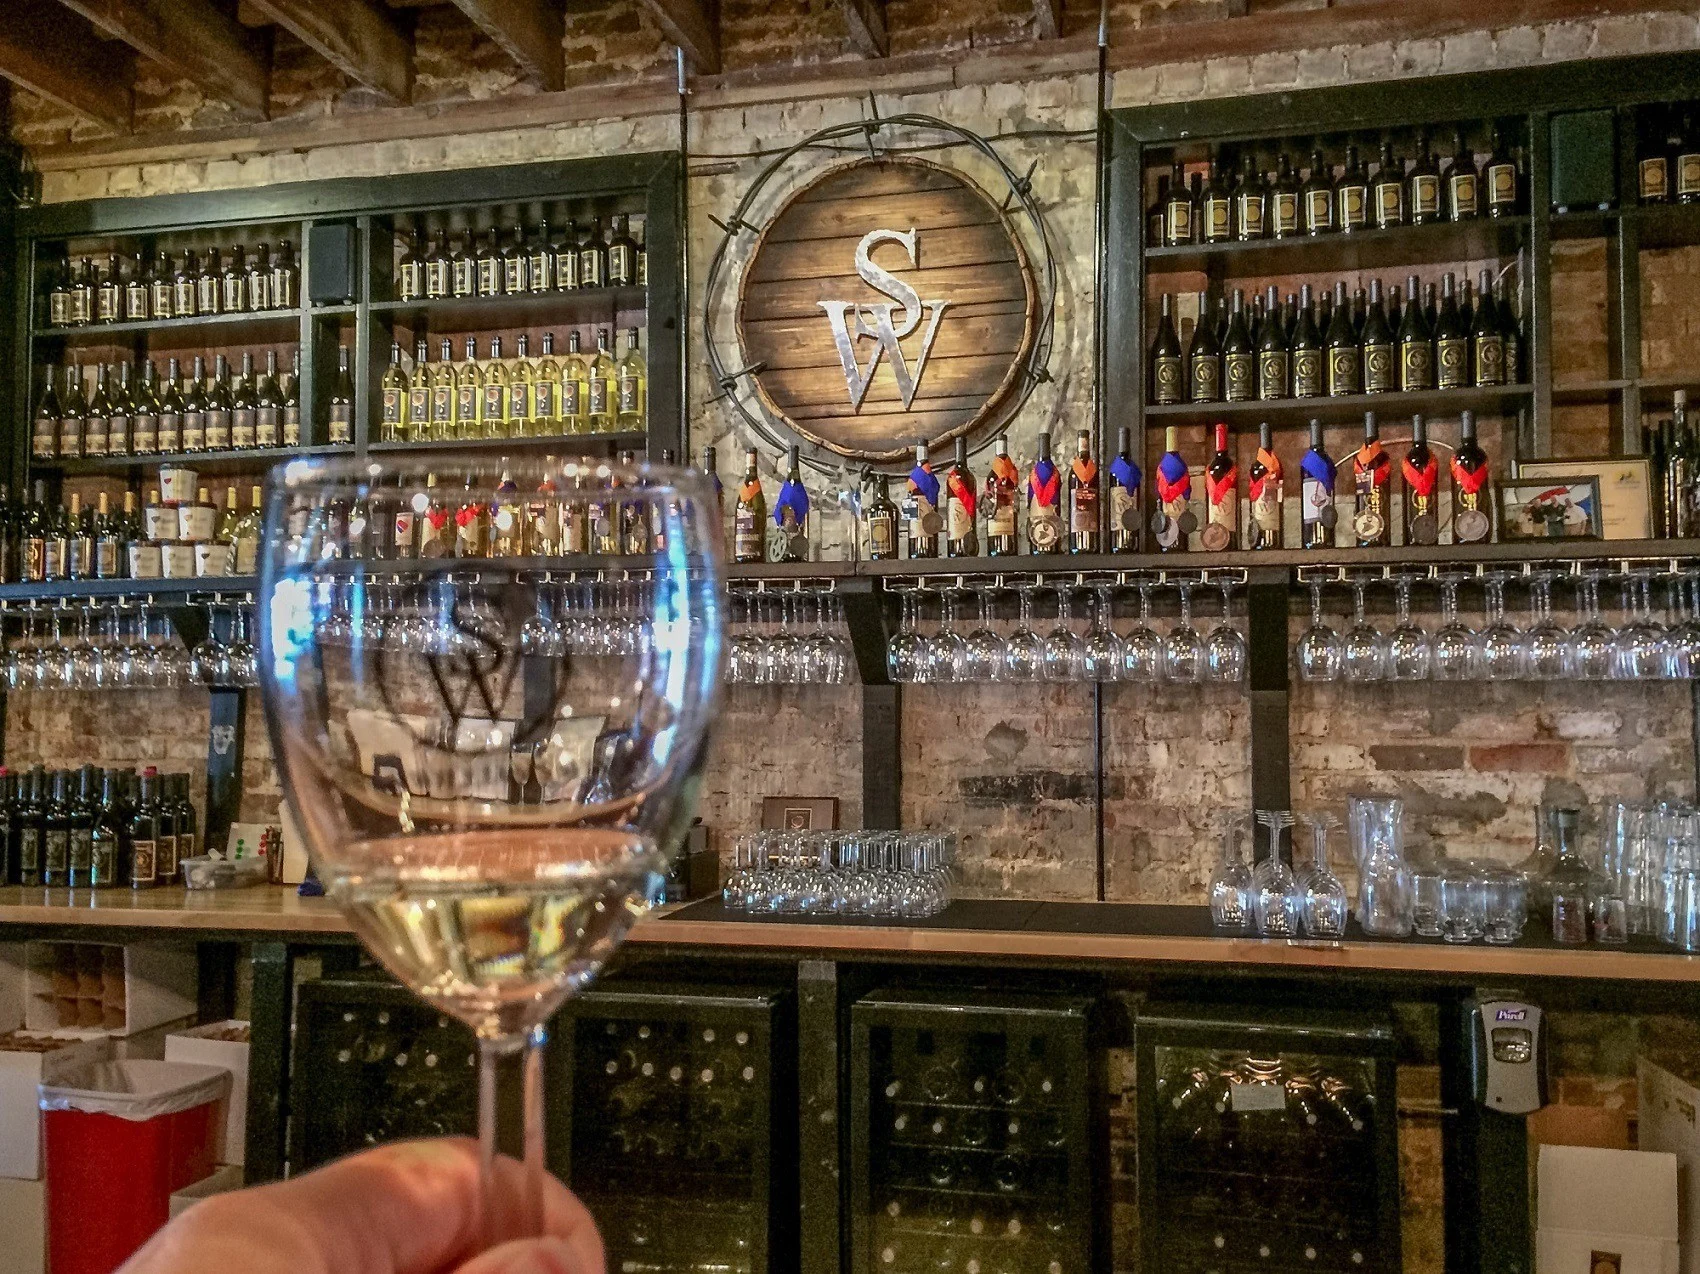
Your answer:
(38, 444), (349, 476)
(1144, 215), (1529, 276)
(1144, 383), (1533, 427)
(368, 287), (646, 333)
(35, 308), (303, 341)
(366, 432), (646, 455)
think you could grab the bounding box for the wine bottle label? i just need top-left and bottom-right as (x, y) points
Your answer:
(455, 510), (486, 555)
(249, 274), (271, 310)
(23, 538), (45, 583)
(194, 542), (232, 577)
(33, 417), (56, 458)
(197, 278), (219, 312)
(1412, 174), (1440, 217)
(283, 405), (301, 446)
(482, 385), (506, 425)
(173, 281), (196, 315)
(47, 537), (67, 579)
(1027, 507), (1061, 550)
(1258, 350), (1289, 401)
(1487, 163), (1517, 207)
(91, 834), (116, 886)
(254, 407), (278, 448)
(589, 377), (610, 416)
(610, 245), (632, 283)
(529, 253), (553, 291)
(1681, 154), (1700, 197)
(1206, 489), (1236, 534)
(45, 831), (67, 878)
(452, 260), (474, 295)
(987, 493), (1017, 539)
(1641, 157), (1668, 200)
(1070, 487), (1098, 535)
(1399, 341), (1433, 391)
(95, 539), (119, 579)
(329, 403), (352, 444)
(1354, 484), (1389, 545)
(97, 289), (119, 323)
(233, 408), (256, 449)
(1251, 480), (1281, 536)
(1111, 486), (1138, 535)
(178, 504), (217, 542)
(49, 293), (70, 326)
(425, 261), (449, 296)
(17, 828), (39, 881)
(183, 411), (206, 451)
(618, 374), (642, 415)
(1306, 189), (1332, 231)
(71, 290), (91, 324)
(383, 389), (404, 428)
(391, 511), (416, 559)
(420, 513), (450, 557)
(1203, 196), (1231, 241)
(67, 536), (89, 579)
(1274, 192), (1299, 235)
(503, 259), (525, 294)
(1328, 347), (1361, 396)
(1292, 349), (1323, 398)
(144, 504), (175, 540)
(125, 282), (148, 319)
(556, 250), (579, 288)
(477, 259), (501, 295)
(59, 418), (83, 458)
(1236, 195), (1265, 239)
(562, 378), (582, 418)
(408, 387), (430, 430)
(221, 279), (245, 312)
(1302, 476), (1333, 534)
(1470, 332), (1506, 387)
(85, 417), (108, 457)
(154, 834), (178, 882)
(580, 254), (606, 288)
(132, 413), (157, 452)
(945, 494), (974, 542)
(1337, 184), (1367, 229)
(560, 508), (586, 554)
(130, 838), (156, 886)
(1189, 354), (1220, 402)
(734, 508), (763, 561)
(1224, 352), (1255, 402)
(868, 511), (896, 558)
(107, 414), (129, 455)
(533, 382), (556, 422)
(151, 282), (173, 317)
(431, 388), (454, 429)
(1450, 174), (1477, 217)
(1359, 343), (1392, 393)
(1375, 182), (1403, 226)
(1165, 200), (1192, 243)
(1436, 337), (1468, 389)
(1152, 355), (1182, 404)
(509, 385), (532, 427)
(206, 409), (231, 450)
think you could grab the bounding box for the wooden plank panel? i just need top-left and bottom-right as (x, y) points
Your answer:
(446, 0), (564, 91)
(0, 0), (132, 132)
(743, 308), (1030, 369)
(247, 0), (412, 104)
(792, 161), (960, 204)
(744, 228), (1019, 284)
(759, 189), (1001, 245)
(740, 265), (1028, 320)
(636, 0), (719, 73)
(60, 0), (269, 119)
(756, 353), (1028, 409)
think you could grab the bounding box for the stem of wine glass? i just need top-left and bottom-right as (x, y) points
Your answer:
(477, 1038), (502, 1245)
(1441, 580), (1459, 624)
(1177, 583), (1192, 627)
(1308, 581), (1324, 626)
(1139, 582), (1153, 623)
(1486, 578), (1505, 625)
(522, 1023), (548, 1238)
(1352, 582), (1367, 626)
(1396, 579), (1412, 627)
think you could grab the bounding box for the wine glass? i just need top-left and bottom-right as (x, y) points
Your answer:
(1295, 579), (1342, 682)
(258, 453), (723, 1246)
(1432, 574), (1475, 682)
(1299, 814), (1348, 939)
(888, 592), (925, 684)
(1251, 810), (1301, 937)
(1082, 588), (1124, 683)
(1003, 585), (1044, 683)
(1666, 575), (1700, 680)
(1476, 572), (1526, 680)
(1163, 581), (1204, 684)
(1203, 578), (1247, 684)
(964, 588), (1005, 683)
(1043, 588), (1085, 683)
(1570, 572), (1617, 680)
(1525, 572), (1574, 680)
(1614, 574), (1666, 680)
(1386, 575), (1431, 681)
(1120, 579), (1164, 683)
(1341, 578), (1386, 683)
(1208, 813), (1252, 933)
(929, 590), (968, 684)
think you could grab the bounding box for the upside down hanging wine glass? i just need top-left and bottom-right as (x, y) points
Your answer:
(259, 454), (724, 1248)
(1296, 579), (1342, 682)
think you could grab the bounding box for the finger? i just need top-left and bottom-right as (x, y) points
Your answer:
(483, 1153), (604, 1271)
(452, 1238), (594, 1274)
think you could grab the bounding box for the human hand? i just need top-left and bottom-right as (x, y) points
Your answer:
(120, 1137), (604, 1274)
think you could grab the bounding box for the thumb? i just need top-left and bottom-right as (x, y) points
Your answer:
(453, 1237), (600, 1274)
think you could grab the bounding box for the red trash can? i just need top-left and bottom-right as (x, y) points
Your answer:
(40, 1059), (231, 1274)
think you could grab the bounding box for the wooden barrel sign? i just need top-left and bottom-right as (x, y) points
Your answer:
(737, 156), (1038, 465)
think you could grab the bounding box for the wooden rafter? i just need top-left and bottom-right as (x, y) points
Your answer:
(636, 0), (719, 74)
(0, 0), (132, 132)
(446, 0), (563, 91)
(839, 0), (889, 57)
(1033, 0), (1062, 38)
(59, 0), (270, 120)
(245, 0), (412, 104)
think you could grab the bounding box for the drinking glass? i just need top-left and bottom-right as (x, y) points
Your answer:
(1614, 574), (1667, 680)
(1203, 578), (1247, 684)
(1524, 573), (1574, 680)
(1042, 589), (1085, 683)
(259, 454), (723, 1245)
(1208, 813), (1252, 933)
(1004, 585), (1044, 683)
(1296, 580), (1342, 682)
(1386, 576), (1431, 681)
(1476, 572), (1526, 680)
(1299, 814), (1347, 939)
(1119, 580), (1164, 683)
(1082, 588), (1125, 683)
(1411, 865), (1445, 938)
(1662, 575), (1700, 680)
(929, 591), (968, 684)
(1439, 864), (1487, 943)
(1570, 573), (1617, 680)
(1250, 810), (1301, 938)
(1432, 575), (1475, 681)
(1482, 869), (1527, 944)
(1163, 581), (1204, 684)
(1342, 578), (1386, 683)
(964, 589), (1005, 683)
(888, 592), (926, 683)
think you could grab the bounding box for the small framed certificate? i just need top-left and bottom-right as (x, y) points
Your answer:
(1515, 456), (1653, 540)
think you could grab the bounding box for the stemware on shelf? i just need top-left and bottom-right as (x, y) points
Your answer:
(964, 588), (1006, 683)
(1570, 572), (1617, 680)
(1082, 587), (1125, 684)
(1476, 572), (1527, 681)
(1004, 584), (1045, 684)
(1431, 574), (1475, 682)
(1296, 579), (1342, 683)
(1342, 577), (1386, 683)
(1208, 813), (1252, 933)
(1042, 588), (1085, 684)
(1613, 574), (1667, 681)
(1250, 810), (1301, 938)
(1120, 579), (1165, 683)
(1386, 575), (1431, 682)
(1203, 577), (1247, 684)
(1524, 572), (1574, 680)
(1164, 580), (1205, 685)
(1299, 814), (1347, 939)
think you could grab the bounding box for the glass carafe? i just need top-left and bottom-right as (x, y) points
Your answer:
(1543, 807), (1595, 944)
(1350, 794), (1412, 937)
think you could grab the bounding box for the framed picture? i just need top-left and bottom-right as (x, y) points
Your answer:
(1516, 456), (1653, 540)
(1500, 478), (1604, 540)
(760, 796), (840, 831)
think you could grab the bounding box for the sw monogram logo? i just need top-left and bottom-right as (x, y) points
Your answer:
(818, 228), (950, 411)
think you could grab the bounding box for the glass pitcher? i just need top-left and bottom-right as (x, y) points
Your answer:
(1350, 794), (1412, 937)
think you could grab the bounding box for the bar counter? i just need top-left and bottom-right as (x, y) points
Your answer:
(0, 885), (1695, 984)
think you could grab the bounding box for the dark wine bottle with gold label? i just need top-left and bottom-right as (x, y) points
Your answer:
(1150, 294), (1183, 405)
(1257, 283), (1289, 401)
(1336, 144), (1369, 233)
(1434, 273), (1469, 391)
(1222, 290), (1255, 403)
(1397, 275), (1434, 392)
(1373, 139), (1406, 229)
(1326, 281), (1361, 397)
(1187, 292), (1221, 403)
(1302, 147), (1335, 236)
(1291, 284), (1323, 399)
(1471, 268), (1506, 387)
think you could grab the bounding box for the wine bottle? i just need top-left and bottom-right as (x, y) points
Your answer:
(617, 328), (646, 430)
(96, 253), (122, 324)
(1164, 159), (1193, 246)
(1408, 131), (1443, 224)
(1234, 151), (1267, 241)
(587, 328), (616, 432)
(205, 354), (233, 450)
(1150, 293), (1183, 405)
(1257, 283), (1289, 401)
(172, 251), (197, 318)
(475, 228), (502, 297)
(133, 359), (160, 454)
(1470, 268), (1506, 387)
(1146, 174), (1169, 244)
(1067, 429), (1100, 554)
(1336, 143), (1369, 232)
(1446, 129), (1479, 221)
(84, 364), (110, 459)
(1497, 277), (1522, 383)
(1290, 283), (1323, 399)
(197, 247), (222, 315)
(1373, 138), (1406, 228)
(1187, 291), (1221, 403)
(1108, 426), (1143, 552)
(48, 258), (72, 328)
(255, 351), (281, 448)
(902, 444), (940, 559)
(732, 450), (765, 564)
(1401, 414), (1441, 545)
(1201, 149), (1233, 243)
(1266, 152), (1298, 238)
(1450, 410), (1493, 543)
(1434, 273), (1469, 391)
(1025, 433), (1062, 554)
(1350, 411), (1391, 547)
(181, 355), (208, 452)
(1153, 426), (1192, 552)
(1397, 275), (1434, 392)
(773, 446), (810, 563)
(1484, 125), (1520, 215)
(128, 770), (159, 890)
(1248, 421), (1282, 549)
(1222, 289), (1255, 403)
(482, 336), (511, 439)
(232, 352), (258, 449)
(126, 251), (151, 321)
(1300, 420), (1336, 549)
(329, 345), (354, 445)
(282, 350), (303, 446)
(31, 364), (61, 461)
(380, 342), (408, 443)
(509, 334), (535, 437)
(1202, 421), (1237, 551)
(983, 436), (1020, 556)
(221, 245), (248, 313)
(1326, 281), (1361, 397)
(501, 223), (528, 296)
(934, 437), (977, 558)
(43, 770), (69, 888)
(1302, 146), (1335, 235)
(866, 475), (899, 561)
(248, 242), (273, 311)
(406, 340), (432, 442)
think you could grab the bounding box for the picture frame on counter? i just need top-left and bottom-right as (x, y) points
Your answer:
(761, 797), (840, 831)
(1500, 477), (1605, 540)
(1514, 456), (1654, 540)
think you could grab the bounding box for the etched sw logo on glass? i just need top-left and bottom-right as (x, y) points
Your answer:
(817, 228), (950, 410)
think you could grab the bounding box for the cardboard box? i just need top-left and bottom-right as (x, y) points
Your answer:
(168, 1164), (244, 1220)
(1640, 1058), (1700, 1274)
(166, 1022), (250, 1166)
(0, 1176), (45, 1274)
(0, 943), (196, 1039)
(1537, 1143), (1680, 1274)
(0, 1033), (111, 1180)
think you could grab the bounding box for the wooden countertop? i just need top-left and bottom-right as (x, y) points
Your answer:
(0, 887), (1695, 984)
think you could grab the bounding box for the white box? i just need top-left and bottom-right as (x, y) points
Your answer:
(165, 1022), (249, 1166)
(1537, 1143), (1681, 1274)
(18, 943), (196, 1038)
(1640, 1058), (1700, 1274)
(169, 1164), (244, 1220)
(0, 1177), (45, 1274)
(0, 1033), (111, 1180)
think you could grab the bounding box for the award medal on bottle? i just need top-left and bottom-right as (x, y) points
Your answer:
(1027, 457), (1061, 549)
(909, 461), (943, 537)
(1450, 452), (1492, 543)
(1249, 446), (1282, 536)
(1352, 441), (1388, 543)
(1403, 452), (1441, 545)
(1109, 453), (1143, 532)
(1070, 456), (1098, 536)
(1301, 447), (1338, 531)
(774, 474), (811, 560)
(1202, 456), (1237, 551)
(1153, 450), (1193, 549)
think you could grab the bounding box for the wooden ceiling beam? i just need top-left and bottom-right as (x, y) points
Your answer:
(1032, 0), (1062, 38)
(447, 0), (563, 90)
(636, 0), (720, 74)
(245, 0), (412, 104)
(839, 0), (889, 57)
(0, 0), (132, 132)
(59, 0), (270, 119)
